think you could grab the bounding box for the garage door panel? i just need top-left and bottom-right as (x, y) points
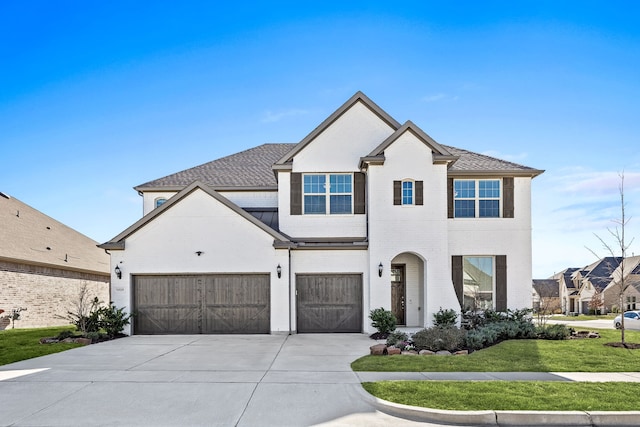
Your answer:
(297, 274), (362, 333)
(133, 274), (270, 334)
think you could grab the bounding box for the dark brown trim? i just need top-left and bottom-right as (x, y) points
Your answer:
(290, 173), (302, 215)
(496, 255), (507, 311)
(354, 172), (366, 214)
(451, 256), (463, 308)
(393, 181), (401, 205)
(447, 178), (454, 218)
(415, 181), (423, 205)
(503, 177), (514, 218)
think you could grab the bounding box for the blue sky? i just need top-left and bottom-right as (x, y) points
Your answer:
(2, 1), (639, 278)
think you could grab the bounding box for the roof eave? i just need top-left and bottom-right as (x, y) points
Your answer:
(448, 169), (545, 178)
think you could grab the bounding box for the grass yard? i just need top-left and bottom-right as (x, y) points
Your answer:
(363, 381), (640, 411)
(0, 326), (81, 366)
(352, 328), (640, 372)
(549, 314), (615, 321)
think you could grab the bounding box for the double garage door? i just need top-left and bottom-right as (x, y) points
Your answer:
(133, 274), (270, 334)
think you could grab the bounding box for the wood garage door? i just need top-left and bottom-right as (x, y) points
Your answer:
(296, 274), (362, 333)
(133, 274), (270, 334)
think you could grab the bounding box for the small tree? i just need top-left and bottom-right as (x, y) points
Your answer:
(588, 173), (635, 344)
(588, 290), (604, 315)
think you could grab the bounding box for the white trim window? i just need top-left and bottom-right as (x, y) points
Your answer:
(155, 197), (167, 208)
(402, 180), (414, 205)
(454, 179), (501, 218)
(303, 173), (353, 215)
(463, 256), (495, 310)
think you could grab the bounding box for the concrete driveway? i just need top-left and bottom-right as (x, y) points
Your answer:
(0, 334), (443, 427)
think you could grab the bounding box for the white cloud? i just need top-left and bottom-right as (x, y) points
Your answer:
(260, 108), (308, 123)
(422, 93), (459, 103)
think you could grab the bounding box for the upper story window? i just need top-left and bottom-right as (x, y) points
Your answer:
(402, 180), (413, 205)
(303, 173), (352, 215)
(155, 198), (167, 208)
(454, 179), (501, 218)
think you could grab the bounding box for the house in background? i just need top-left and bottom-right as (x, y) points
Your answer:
(603, 255), (640, 312)
(100, 92), (543, 335)
(0, 192), (110, 329)
(532, 279), (560, 313)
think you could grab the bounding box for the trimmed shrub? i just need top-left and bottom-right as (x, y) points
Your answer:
(369, 308), (397, 335)
(433, 307), (458, 327)
(412, 326), (465, 352)
(464, 329), (486, 351)
(537, 324), (572, 340)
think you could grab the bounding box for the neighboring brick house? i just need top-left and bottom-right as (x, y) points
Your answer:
(532, 279), (560, 313)
(100, 91), (543, 335)
(0, 192), (110, 329)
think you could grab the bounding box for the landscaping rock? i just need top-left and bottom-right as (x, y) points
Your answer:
(387, 346), (401, 355)
(435, 350), (452, 356)
(74, 337), (92, 345)
(588, 332), (600, 339)
(370, 344), (387, 355)
(401, 350), (418, 355)
(419, 349), (435, 356)
(454, 350), (469, 355)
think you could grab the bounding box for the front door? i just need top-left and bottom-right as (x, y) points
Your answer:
(391, 265), (406, 325)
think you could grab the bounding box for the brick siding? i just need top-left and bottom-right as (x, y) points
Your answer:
(0, 260), (109, 330)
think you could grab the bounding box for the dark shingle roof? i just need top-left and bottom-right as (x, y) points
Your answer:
(136, 143), (540, 191)
(135, 144), (295, 191)
(444, 145), (542, 175)
(533, 279), (560, 298)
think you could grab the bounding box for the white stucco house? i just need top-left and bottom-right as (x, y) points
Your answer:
(100, 92), (543, 335)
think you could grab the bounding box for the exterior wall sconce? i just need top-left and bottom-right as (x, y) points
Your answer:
(114, 265), (122, 279)
(195, 251), (204, 256)
(378, 262), (383, 277)
(277, 264), (282, 278)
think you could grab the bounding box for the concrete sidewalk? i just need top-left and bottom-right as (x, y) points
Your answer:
(1, 334), (640, 426)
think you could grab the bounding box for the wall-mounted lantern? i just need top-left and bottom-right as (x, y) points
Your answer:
(114, 265), (122, 280)
(378, 262), (383, 277)
(195, 251), (204, 256)
(277, 264), (282, 279)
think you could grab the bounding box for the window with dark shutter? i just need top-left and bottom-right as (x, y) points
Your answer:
(393, 181), (401, 205)
(415, 181), (423, 205)
(503, 177), (514, 218)
(451, 256), (463, 308)
(290, 173), (302, 215)
(496, 255), (507, 311)
(354, 172), (366, 214)
(447, 178), (454, 218)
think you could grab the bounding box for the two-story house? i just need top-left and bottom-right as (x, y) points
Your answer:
(99, 92), (543, 335)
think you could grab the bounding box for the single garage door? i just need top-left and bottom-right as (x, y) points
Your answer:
(133, 274), (270, 334)
(296, 274), (362, 333)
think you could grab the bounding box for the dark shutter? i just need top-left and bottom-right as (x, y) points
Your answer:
(452, 256), (463, 308)
(503, 177), (514, 218)
(354, 172), (366, 214)
(393, 181), (401, 205)
(291, 173), (302, 215)
(415, 181), (423, 205)
(447, 178), (454, 218)
(496, 255), (507, 311)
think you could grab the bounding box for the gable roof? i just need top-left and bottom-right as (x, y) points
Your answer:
(100, 181), (292, 250)
(273, 91), (401, 169)
(533, 279), (560, 298)
(0, 193), (109, 275)
(135, 143), (294, 192)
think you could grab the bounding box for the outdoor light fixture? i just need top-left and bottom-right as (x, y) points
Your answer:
(277, 264), (282, 278)
(195, 251), (204, 256)
(114, 265), (122, 279)
(378, 262), (383, 277)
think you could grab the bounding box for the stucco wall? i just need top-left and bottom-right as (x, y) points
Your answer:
(111, 188), (289, 334)
(0, 260), (109, 329)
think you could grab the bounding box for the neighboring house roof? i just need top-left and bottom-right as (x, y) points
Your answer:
(100, 181), (292, 250)
(583, 256), (622, 292)
(0, 192), (109, 275)
(532, 279), (560, 298)
(135, 143), (294, 192)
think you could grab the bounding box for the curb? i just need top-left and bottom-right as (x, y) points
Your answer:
(360, 387), (640, 426)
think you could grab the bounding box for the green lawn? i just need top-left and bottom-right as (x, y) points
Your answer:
(548, 314), (615, 321)
(363, 381), (640, 411)
(352, 329), (640, 372)
(0, 326), (81, 366)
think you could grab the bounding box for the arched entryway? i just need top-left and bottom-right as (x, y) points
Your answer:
(390, 252), (425, 327)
